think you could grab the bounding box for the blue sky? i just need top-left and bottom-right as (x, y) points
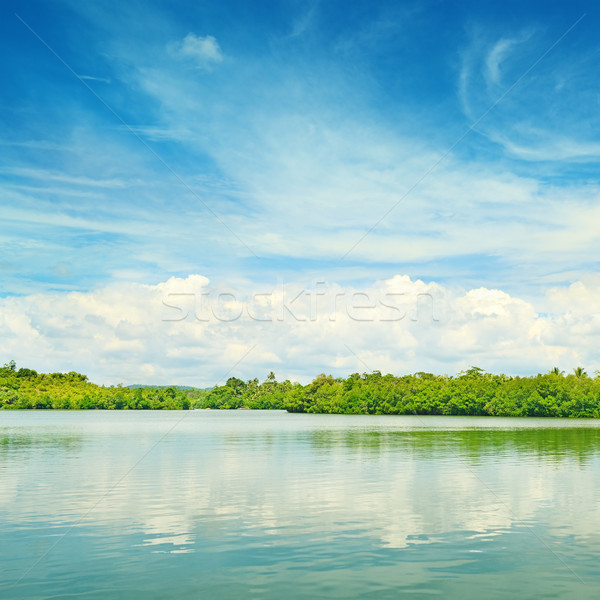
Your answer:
(2, 0), (600, 383)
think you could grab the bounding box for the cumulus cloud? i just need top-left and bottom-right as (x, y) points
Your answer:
(170, 33), (224, 67)
(2, 274), (600, 386)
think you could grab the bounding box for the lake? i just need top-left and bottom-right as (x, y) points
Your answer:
(1, 410), (599, 599)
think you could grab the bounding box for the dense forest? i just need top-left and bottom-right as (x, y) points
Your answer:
(2, 361), (600, 417)
(0, 361), (195, 410)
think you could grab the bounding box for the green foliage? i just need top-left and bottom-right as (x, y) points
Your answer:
(280, 369), (600, 417)
(3, 362), (600, 417)
(194, 374), (298, 410)
(0, 364), (193, 410)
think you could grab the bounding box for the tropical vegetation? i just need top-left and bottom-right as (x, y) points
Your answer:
(3, 361), (600, 417)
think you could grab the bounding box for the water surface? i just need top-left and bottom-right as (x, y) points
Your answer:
(2, 411), (599, 598)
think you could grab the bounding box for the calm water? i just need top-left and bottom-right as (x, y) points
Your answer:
(2, 411), (600, 599)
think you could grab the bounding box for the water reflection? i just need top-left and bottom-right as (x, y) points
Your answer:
(1, 412), (600, 598)
(306, 426), (600, 464)
(0, 432), (83, 453)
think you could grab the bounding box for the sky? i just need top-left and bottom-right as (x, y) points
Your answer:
(1, 0), (600, 385)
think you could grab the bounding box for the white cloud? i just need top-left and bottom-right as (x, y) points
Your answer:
(120, 52), (600, 277)
(460, 28), (600, 164)
(5, 10), (600, 306)
(170, 33), (224, 67)
(7, 18), (594, 297)
(492, 133), (600, 162)
(0, 167), (128, 188)
(485, 37), (517, 85)
(2, 273), (600, 386)
(79, 75), (111, 83)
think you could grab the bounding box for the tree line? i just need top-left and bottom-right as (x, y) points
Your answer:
(2, 362), (600, 417)
(0, 361), (192, 410)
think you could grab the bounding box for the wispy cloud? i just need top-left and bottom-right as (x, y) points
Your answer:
(1, 167), (131, 188)
(169, 33), (224, 68)
(485, 38), (517, 85)
(125, 125), (193, 142)
(79, 74), (111, 83)
(459, 21), (596, 164)
(484, 31), (533, 87)
(0, 139), (69, 151)
(4, 14), (600, 296)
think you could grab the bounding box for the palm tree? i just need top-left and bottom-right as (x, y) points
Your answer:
(549, 367), (564, 376)
(573, 366), (587, 378)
